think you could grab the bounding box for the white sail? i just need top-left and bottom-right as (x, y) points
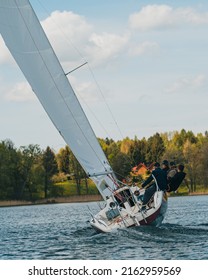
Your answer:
(0, 0), (117, 198)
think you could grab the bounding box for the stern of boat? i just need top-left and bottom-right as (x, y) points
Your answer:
(89, 186), (168, 233)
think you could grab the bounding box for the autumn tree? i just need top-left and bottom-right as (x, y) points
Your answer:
(161, 132), (184, 165)
(56, 145), (70, 175)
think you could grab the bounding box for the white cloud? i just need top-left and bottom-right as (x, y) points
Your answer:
(129, 5), (208, 31)
(0, 10), (91, 67)
(41, 11), (92, 63)
(1, 9), (160, 70)
(42, 10), (93, 43)
(128, 41), (160, 56)
(41, 11), (130, 67)
(165, 74), (207, 94)
(5, 82), (35, 102)
(1, 10), (130, 105)
(87, 32), (129, 65)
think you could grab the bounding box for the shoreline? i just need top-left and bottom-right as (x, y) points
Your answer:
(0, 192), (208, 208)
(0, 194), (102, 208)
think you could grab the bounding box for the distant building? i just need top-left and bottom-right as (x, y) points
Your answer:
(131, 162), (155, 181)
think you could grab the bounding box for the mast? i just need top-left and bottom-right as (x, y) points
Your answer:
(0, 0), (117, 198)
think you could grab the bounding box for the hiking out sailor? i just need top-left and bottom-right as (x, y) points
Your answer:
(162, 159), (170, 174)
(167, 164), (187, 193)
(140, 162), (167, 210)
(167, 161), (177, 181)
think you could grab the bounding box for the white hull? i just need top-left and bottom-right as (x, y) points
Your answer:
(90, 186), (168, 233)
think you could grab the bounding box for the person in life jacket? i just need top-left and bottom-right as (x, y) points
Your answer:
(162, 159), (170, 174)
(167, 164), (186, 192)
(167, 161), (177, 181)
(140, 162), (167, 210)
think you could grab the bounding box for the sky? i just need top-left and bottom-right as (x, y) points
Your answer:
(0, 0), (208, 150)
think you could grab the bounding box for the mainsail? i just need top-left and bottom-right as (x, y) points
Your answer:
(0, 0), (117, 198)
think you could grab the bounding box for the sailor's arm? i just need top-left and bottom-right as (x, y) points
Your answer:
(141, 174), (153, 188)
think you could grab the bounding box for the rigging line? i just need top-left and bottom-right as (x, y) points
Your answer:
(34, 0), (118, 142)
(16, 1), (109, 172)
(87, 64), (125, 140)
(112, 168), (135, 183)
(65, 62), (88, 76)
(35, 0), (125, 141)
(107, 174), (120, 189)
(114, 170), (128, 181)
(108, 174), (132, 204)
(75, 91), (111, 139)
(35, 0), (85, 61)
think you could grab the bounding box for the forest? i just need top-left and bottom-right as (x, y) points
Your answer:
(0, 128), (208, 201)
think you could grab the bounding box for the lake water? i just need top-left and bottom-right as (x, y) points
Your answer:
(0, 195), (207, 260)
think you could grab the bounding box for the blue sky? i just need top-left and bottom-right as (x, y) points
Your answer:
(0, 0), (208, 150)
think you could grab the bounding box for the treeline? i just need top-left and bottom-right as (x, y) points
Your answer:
(99, 129), (208, 192)
(1, 129), (208, 201)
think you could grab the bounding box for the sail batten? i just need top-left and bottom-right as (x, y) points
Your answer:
(0, 0), (116, 198)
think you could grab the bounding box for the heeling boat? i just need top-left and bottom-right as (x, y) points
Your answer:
(0, 0), (167, 233)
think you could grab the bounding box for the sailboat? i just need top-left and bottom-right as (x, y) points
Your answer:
(0, 0), (167, 233)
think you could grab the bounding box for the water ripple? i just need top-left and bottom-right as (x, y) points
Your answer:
(0, 196), (208, 259)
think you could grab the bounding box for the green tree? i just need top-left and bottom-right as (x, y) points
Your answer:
(56, 145), (70, 174)
(161, 140), (184, 165)
(129, 137), (147, 166)
(19, 144), (42, 200)
(198, 141), (208, 189)
(110, 152), (132, 181)
(70, 152), (86, 195)
(0, 139), (21, 199)
(183, 140), (199, 192)
(42, 146), (58, 198)
(172, 129), (197, 149)
(106, 141), (120, 166)
(146, 133), (165, 162)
